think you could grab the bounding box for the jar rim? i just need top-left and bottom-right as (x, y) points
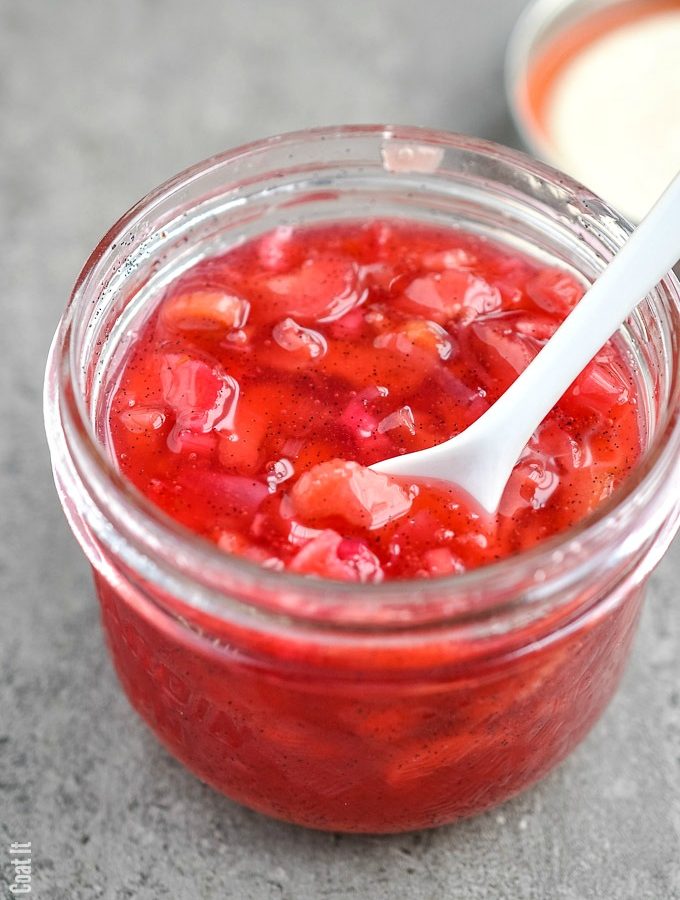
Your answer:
(45, 124), (680, 629)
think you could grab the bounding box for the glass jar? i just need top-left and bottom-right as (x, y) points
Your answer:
(44, 126), (680, 833)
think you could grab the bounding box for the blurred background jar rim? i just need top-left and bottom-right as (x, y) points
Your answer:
(506, 0), (680, 223)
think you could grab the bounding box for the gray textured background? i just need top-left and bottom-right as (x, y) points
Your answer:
(1, 1), (679, 898)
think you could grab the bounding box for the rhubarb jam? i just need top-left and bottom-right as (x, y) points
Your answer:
(48, 130), (680, 835)
(108, 220), (641, 582)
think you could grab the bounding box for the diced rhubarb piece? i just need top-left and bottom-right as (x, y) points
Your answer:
(266, 254), (365, 322)
(339, 386), (391, 449)
(160, 355), (239, 452)
(403, 271), (501, 322)
(402, 273), (454, 319)
(499, 449), (561, 518)
(161, 289), (250, 332)
(485, 252), (537, 306)
(291, 459), (412, 529)
(460, 276), (504, 317)
(535, 419), (590, 470)
(374, 319), (454, 361)
(377, 406), (416, 436)
(422, 547), (465, 577)
(272, 317), (328, 360)
(170, 429), (218, 456)
(563, 350), (632, 416)
(118, 406), (166, 433)
(527, 268), (583, 316)
(340, 397), (381, 440)
(335, 537), (384, 582)
(160, 355), (234, 430)
(468, 311), (544, 391)
(429, 368), (490, 425)
(512, 311), (560, 342)
(289, 529), (383, 582)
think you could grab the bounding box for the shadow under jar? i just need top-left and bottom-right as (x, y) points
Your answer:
(45, 126), (680, 833)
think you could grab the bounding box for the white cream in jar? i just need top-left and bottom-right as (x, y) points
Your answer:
(521, 1), (680, 221)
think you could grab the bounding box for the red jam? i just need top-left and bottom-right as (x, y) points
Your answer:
(108, 220), (641, 582)
(90, 218), (648, 832)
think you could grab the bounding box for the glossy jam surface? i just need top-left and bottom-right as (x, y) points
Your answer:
(108, 220), (641, 582)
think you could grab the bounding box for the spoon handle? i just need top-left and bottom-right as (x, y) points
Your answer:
(480, 170), (680, 465)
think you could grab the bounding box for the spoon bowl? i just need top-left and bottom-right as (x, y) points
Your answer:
(372, 171), (680, 513)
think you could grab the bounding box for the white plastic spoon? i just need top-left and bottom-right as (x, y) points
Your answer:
(372, 171), (680, 514)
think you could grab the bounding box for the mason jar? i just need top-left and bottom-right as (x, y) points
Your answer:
(44, 126), (680, 833)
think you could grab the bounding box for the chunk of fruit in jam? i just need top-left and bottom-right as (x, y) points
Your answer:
(291, 459), (413, 530)
(109, 220), (641, 582)
(161, 289), (250, 332)
(289, 529), (383, 583)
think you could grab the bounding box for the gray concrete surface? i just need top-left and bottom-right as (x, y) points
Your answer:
(1, 1), (679, 898)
